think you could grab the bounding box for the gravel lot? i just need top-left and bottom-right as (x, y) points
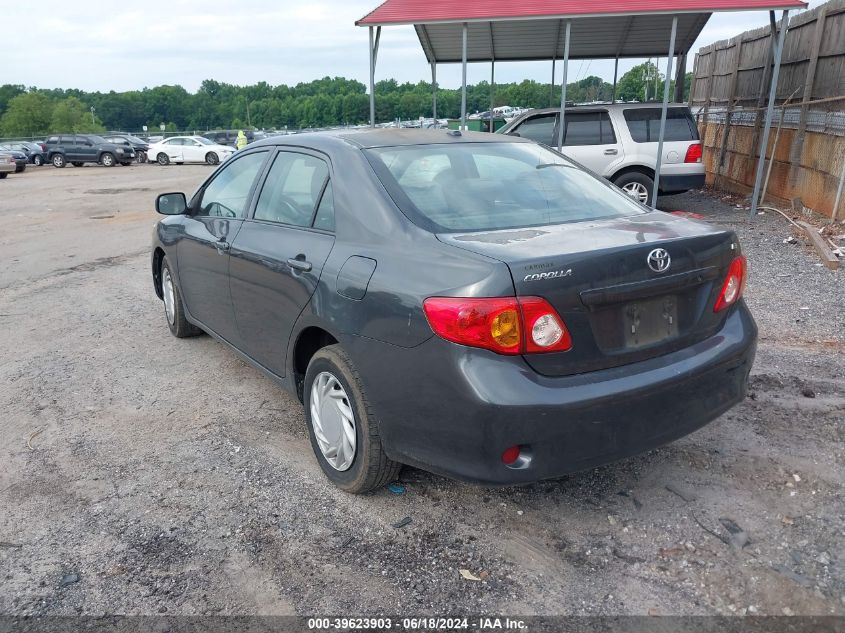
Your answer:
(0, 165), (843, 617)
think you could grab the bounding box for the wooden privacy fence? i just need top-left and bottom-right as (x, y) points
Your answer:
(689, 0), (845, 218)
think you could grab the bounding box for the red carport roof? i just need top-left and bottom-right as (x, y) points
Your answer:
(357, 0), (807, 63)
(357, 0), (807, 26)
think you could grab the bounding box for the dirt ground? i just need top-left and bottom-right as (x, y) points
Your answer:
(0, 164), (843, 617)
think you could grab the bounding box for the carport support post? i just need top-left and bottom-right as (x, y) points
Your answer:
(431, 63), (438, 121)
(612, 57), (619, 104)
(368, 27), (381, 127)
(749, 10), (789, 219)
(461, 23), (468, 130)
(555, 20), (571, 152)
(651, 16), (678, 209)
(490, 60), (496, 132)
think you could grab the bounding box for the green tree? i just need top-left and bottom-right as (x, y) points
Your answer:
(616, 62), (662, 102)
(0, 91), (54, 136)
(50, 96), (104, 133)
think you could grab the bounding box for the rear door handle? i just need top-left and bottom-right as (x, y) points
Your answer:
(287, 257), (312, 272)
(604, 149), (619, 155)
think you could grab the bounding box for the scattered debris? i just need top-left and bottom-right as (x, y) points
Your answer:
(0, 542), (23, 548)
(387, 482), (406, 495)
(392, 516), (412, 529)
(801, 388), (815, 398)
(59, 573), (80, 588)
(719, 517), (751, 549)
(665, 483), (696, 503)
(782, 607), (795, 617)
(26, 428), (44, 451)
(782, 516), (795, 526)
(792, 473), (802, 483)
(783, 236), (797, 244)
(339, 536), (354, 548)
(459, 569), (482, 581)
(516, 510), (524, 516)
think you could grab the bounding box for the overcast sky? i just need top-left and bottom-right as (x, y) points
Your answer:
(4, 0), (821, 93)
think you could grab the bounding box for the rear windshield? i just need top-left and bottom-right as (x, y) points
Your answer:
(623, 108), (699, 143)
(365, 142), (644, 233)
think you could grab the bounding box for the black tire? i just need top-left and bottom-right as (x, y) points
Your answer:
(100, 152), (116, 167)
(71, 162), (84, 168)
(52, 154), (66, 168)
(304, 345), (401, 493)
(613, 171), (654, 206)
(157, 153), (170, 166)
(137, 151), (147, 164)
(160, 257), (202, 338)
(205, 152), (219, 165)
(32, 155), (43, 166)
(15, 165), (25, 173)
(0, 173), (7, 179)
(120, 162), (132, 167)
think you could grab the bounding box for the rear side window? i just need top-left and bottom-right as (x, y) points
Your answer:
(623, 108), (699, 143)
(46, 137), (59, 144)
(563, 112), (616, 146)
(366, 142), (644, 233)
(514, 114), (556, 146)
(254, 151), (330, 228)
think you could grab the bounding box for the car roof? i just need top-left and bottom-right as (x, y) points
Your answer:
(250, 128), (529, 151)
(514, 103), (692, 116)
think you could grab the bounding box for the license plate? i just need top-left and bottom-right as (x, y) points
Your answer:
(623, 295), (678, 348)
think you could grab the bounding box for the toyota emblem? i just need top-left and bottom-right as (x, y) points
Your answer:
(647, 248), (671, 273)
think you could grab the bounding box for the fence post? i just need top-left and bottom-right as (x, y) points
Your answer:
(718, 37), (743, 174)
(748, 14), (781, 180)
(789, 6), (827, 168)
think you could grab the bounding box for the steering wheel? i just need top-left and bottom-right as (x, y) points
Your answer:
(271, 193), (304, 222)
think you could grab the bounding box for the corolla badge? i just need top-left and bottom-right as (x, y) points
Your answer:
(647, 248), (671, 273)
(523, 269), (573, 282)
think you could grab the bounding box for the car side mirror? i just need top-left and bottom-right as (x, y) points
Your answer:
(156, 192), (187, 215)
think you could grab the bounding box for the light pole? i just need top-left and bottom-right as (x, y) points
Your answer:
(90, 106), (96, 125)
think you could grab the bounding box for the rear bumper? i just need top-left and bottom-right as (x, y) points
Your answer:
(660, 173), (706, 193)
(347, 302), (757, 485)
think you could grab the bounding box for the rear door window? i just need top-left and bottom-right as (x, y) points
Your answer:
(253, 151), (330, 228)
(623, 108), (699, 142)
(563, 112), (616, 146)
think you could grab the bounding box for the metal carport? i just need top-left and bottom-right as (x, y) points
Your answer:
(356, 0), (807, 213)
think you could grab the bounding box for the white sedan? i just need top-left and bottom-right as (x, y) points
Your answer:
(147, 136), (235, 166)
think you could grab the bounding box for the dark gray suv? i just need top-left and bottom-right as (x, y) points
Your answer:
(45, 134), (136, 168)
(151, 129), (756, 493)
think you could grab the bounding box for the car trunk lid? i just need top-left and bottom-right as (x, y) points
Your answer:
(437, 212), (739, 376)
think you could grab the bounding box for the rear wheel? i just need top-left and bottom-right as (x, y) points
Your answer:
(157, 153), (170, 166)
(52, 154), (66, 168)
(304, 345), (401, 493)
(161, 257), (201, 338)
(32, 155), (43, 166)
(613, 172), (654, 206)
(137, 151), (147, 163)
(100, 152), (116, 167)
(0, 173), (6, 179)
(205, 152), (219, 165)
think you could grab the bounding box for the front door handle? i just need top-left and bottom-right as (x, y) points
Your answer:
(604, 148), (619, 155)
(215, 238), (230, 254)
(287, 257), (312, 272)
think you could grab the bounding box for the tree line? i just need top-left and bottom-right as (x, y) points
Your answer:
(0, 63), (690, 138)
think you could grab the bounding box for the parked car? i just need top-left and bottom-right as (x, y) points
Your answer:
(0, 152), (15, 178)
(147, 136), (235, 166)
(498, 103), (705, 204)
(205, 129), (255, 148)
(44, 134), (135, 168)
(103, 133), (150, 164)
(0, 141), (46, 166)
(0, 148), (28, 173)
(150, 129), (756, 493)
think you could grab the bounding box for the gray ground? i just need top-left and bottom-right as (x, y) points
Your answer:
(0, 165), (842, 617)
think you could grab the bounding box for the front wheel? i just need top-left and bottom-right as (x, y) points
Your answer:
(0, 173), (6, 179)
(137, 151), (147, 164)
(52, 154), (66, 168)
(613, 172), (654, 206)
(157, 153), (170, 166)
(304, 345), (401, 493)
(205, 152), (219, 165)
(161, 257), (202, 338)
(32, 155), (43, 166)
(100, 152), (116, 167)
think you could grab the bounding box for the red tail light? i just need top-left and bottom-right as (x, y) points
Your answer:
(714, 255), (747, 313)
(423, 296), (572, 355)
(685, 143), (703, 163)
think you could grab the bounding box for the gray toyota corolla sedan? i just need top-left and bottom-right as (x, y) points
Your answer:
(151, 129), (756, 493)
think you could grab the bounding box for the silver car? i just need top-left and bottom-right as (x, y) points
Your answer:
(0, 152), (16, 179)
(498, 103), (705, 204)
